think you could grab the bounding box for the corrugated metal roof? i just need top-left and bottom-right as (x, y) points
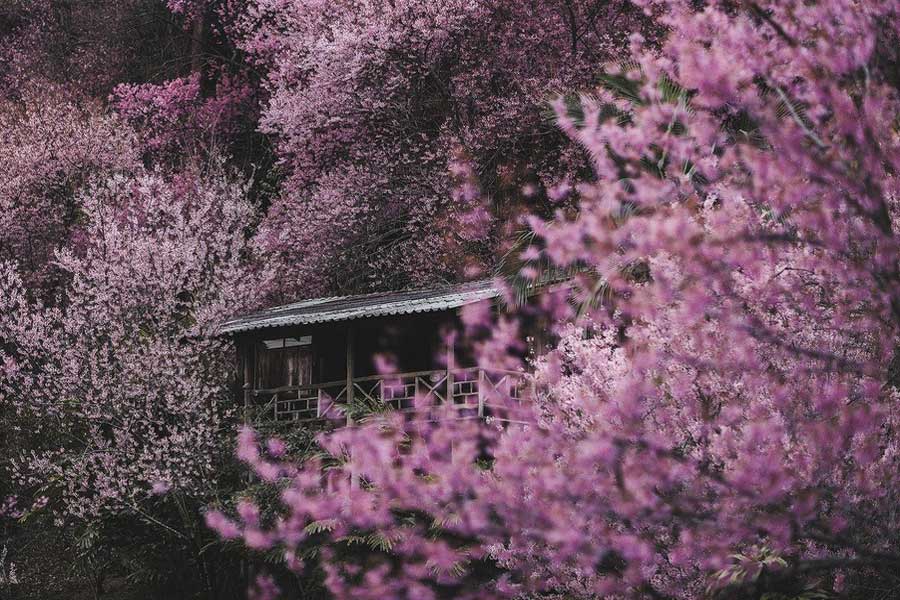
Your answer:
(219, 279), (502, 335)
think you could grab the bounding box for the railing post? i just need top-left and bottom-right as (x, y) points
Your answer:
(477, 369), (485, 418)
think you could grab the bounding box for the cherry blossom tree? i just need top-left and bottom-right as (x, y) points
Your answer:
(0, 164), (266, 594)
(213, 0), (900, 598)
(235, 0), (655, 296)
(1, 0), (259, 167)
(0, 0), (196, 97)
(0, 83), (139, 293)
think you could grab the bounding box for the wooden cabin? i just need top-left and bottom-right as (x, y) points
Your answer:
(220, 280), (537, 426)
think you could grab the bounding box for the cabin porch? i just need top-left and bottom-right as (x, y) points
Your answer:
(246, 365), (529, 424)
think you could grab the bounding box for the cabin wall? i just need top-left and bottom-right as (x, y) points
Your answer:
(354, 312), (453, 375)
(233, 310), (460, 394)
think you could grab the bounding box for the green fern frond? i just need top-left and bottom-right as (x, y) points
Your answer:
(365, 532), (395, 552)
(430, 512), (463, 531)
(596, 60), (644, 105)
(304, 518), (339, 535)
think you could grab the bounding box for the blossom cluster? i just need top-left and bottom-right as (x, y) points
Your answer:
(112, 72), (255, 157)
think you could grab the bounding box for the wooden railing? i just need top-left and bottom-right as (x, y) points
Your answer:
(244, 368), (531, 425)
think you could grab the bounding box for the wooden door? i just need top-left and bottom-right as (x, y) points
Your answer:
(285, 346), (312, 387)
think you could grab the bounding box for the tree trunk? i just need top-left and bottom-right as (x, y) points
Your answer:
(189, 11), (205, 75)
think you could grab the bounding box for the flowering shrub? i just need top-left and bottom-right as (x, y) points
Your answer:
(212, 0), (900, 598)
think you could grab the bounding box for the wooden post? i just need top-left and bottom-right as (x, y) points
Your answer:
(446, 336), (455, 406)
(346, 324), (359, 490)
(447, 339), (456, 465)
(346, 323), (355, 426)
(317, 388), (323, 419)
(241, 340), (253, 426)
(237, 339), (255, 600)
